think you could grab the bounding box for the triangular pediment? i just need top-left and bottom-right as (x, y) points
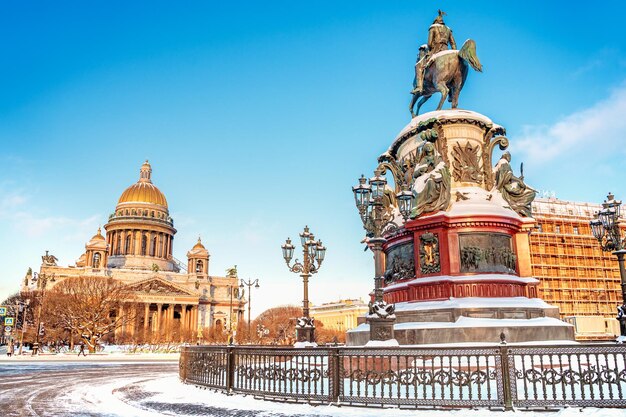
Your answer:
(127, 276), (196, 296)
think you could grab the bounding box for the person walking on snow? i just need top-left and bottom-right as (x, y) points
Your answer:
(78, 341), (87, 357)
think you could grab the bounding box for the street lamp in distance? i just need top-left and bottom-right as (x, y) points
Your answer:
(240, 278), (260, 343)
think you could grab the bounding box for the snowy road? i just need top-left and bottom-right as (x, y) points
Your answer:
(0, 361), (624, 417)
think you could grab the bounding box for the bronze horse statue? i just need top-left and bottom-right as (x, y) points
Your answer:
(410, 39), (482, 117)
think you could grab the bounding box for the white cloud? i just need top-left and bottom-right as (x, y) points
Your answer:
(0, 189), (100, 238)
(513, 85), (626, 164)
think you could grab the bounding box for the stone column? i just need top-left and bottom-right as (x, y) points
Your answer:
(135, 231), (142, 256)
(165, 305), (172, 341)
(130, 304), (138, 339)
(180, 305), (187, 333)
(143, 303), (150, 340)
(192, 306), (198, 339)
(156, 303), (162, 338)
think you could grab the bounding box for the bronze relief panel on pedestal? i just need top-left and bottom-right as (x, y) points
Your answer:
(384, 243), (415, 284)
(459, 233), (517, 274)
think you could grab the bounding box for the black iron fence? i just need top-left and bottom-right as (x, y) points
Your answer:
(180, 344), (626, 409)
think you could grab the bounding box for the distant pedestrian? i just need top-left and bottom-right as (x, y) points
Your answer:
(78, 342), (87, 357)
(7, 343), (14, 357)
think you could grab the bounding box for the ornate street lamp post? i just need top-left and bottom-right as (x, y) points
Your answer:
(17, 298), (30, 355)
(240, 278), (260, 342)
(281, 226), (326, 343)
(590, 192), (626, 342)
(352, 169), (412, 342)
(30, 272), (53, 355)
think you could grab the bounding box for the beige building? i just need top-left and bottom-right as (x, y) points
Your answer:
(23, 161), (245, 342)
(530, 197), (623, 339)
(310, 299), (369, 331)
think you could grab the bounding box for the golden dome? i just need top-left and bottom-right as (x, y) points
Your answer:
(117, 161), (168, 207)
(192, 237), (206, 250)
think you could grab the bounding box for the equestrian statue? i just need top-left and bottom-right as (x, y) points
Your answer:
(409, 10), (482, 118)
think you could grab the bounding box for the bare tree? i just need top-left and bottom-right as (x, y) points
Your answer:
(254, 305), (300, 345)
(44, 277), (137, 352)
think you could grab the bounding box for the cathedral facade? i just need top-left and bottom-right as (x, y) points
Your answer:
(23, 161), (245, 342)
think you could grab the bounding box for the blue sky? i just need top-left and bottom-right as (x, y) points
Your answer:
(1, 1), (626, 315)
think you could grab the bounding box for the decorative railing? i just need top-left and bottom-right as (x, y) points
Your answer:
(180, 344), (626, 409)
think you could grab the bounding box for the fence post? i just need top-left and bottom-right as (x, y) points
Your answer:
(226, 346), (235, 393)
(181, 346), (187, 382)
(329, 347), (340, 403)
(499, 344), (513, 410)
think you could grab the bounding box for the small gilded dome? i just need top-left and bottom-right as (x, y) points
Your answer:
(188, 237), (209, 257)
(117, 161), (168, 207)
(89, 227), (105, 242)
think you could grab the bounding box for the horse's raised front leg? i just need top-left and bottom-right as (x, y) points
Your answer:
(409, 93), (419, 118)
(435, 82), (449, 111)
(415, 95), (431, 116)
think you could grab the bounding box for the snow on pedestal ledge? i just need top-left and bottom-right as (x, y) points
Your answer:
(365, 339), (400, 347)
(293, 341), (318, 348)
(395, 109), (497, 142)
(394, 316), (570, 330)
(392, 296), (551, 311)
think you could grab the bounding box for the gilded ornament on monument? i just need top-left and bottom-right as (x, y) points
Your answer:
(419, 232), (440, 275)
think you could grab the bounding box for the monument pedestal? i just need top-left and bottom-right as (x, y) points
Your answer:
(348, 110), (574, 346)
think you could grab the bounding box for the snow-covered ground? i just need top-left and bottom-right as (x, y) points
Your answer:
(0, 361), (625, 416)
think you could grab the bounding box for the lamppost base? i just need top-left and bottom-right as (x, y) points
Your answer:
(295, 326), (315, 343)
(368, 316), (396, 341)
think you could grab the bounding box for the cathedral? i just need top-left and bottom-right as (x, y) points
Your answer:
(23, 161), (245, 342)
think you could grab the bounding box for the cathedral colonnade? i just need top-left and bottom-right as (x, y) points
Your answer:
(106, 229), (173, 258)
(115, 302), (199, 342)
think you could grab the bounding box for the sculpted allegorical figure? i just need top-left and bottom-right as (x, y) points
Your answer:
(410, 142), (451, 218)
(493, 152), (536, 217)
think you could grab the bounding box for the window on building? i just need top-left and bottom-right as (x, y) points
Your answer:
(573, 226), (579, 234)
(550, 208), (556, 213)
(125, 236), (131, 254)
(141, 235), (147, 256)
(555, 225), (561, 233)
(537, 224), (543, 232)
(116, 235), (121, 255)
(568, 210), (573, 215)
(196, 260), (203, 273)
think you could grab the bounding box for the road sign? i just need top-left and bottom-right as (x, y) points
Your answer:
(4, 326), (11, 333)
(0, 307), (6, 316)
(4, 317), (14, 326)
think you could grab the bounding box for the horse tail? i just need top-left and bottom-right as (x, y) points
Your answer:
(458, 39), (482, 72)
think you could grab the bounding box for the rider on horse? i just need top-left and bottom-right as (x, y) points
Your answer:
(412, 10), (457, 95)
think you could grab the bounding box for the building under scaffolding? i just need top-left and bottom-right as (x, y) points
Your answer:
(530, 197), (622, 339)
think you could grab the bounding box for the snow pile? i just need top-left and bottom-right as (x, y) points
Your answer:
(364, 339), (400, 347)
